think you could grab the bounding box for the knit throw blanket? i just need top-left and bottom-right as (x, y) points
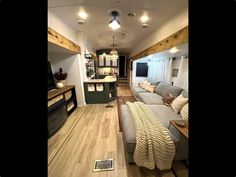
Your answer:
(126, 102), (176, 170)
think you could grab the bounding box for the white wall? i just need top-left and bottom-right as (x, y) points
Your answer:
(48, 9), (77, 44)
(132, 59), (148, 86)
(130, 7), (188, 57)
(48, 9), (95, 106)
(76, 32), (94, 81)
(48, 53), (85, 106)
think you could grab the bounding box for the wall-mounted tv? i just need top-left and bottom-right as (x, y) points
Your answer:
(48, 61), (56, 91)
(136, 63), (148, 77)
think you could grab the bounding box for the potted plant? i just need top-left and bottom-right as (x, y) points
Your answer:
(54, 68), (68, 88)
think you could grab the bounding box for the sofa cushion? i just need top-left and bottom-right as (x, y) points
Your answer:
(120, 105), (136, 153)
(181, 90), (188, 98)
(131, 86), (148, 97)
(180, 103), (188, 120)
(120, 104), (181, 153)
(162, 92), (176, 106)
(155, 82), (182, 97)
(138, 92), (163, 105)
(148, 105), (182, 128)
(150, 81), (160, 86)
(171, 94), (188, 113)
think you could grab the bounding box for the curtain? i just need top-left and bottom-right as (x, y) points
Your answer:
(147, 58), (172, 84)
(174, 57), (188, 91)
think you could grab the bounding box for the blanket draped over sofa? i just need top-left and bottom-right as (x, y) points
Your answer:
(126, 102), (176, 170)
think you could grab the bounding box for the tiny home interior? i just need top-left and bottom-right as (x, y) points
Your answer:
(48, 0), (188, 176)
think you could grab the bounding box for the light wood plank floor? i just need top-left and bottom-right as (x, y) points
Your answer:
(48, 86), (188, 177)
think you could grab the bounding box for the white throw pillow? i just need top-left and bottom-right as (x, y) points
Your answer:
(180, 103), (188, 120)
(145, 83), (156, 93)
(139, 81), (145, 88)
(141, 81), (149, 89)
(171, 94), (188, 113)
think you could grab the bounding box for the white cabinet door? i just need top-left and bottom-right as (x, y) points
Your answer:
(111, 59), (118, 67)
(98, 54), (104, 66)
(105, 55), (111, 66)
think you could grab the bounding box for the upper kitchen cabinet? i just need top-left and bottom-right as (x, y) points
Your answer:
(98, 53), (118, 67)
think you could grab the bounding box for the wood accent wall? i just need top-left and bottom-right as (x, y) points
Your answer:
(129, 26), (188, 61)
(48, 27), (81, 53)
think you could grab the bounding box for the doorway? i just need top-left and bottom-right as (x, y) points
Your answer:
(119, 55), (126, 78)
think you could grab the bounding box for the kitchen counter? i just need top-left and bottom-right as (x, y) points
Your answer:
(84, 75), (116, 83)
(83, 76), (117, 104)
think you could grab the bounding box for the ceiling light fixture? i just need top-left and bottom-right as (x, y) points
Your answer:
(78, 7), (88, 19)
(109, 36), (119, 60)
(77, 19), (85, 25)
(140, 12), (149, 23)
(79, 11), (88, 19)
(142, 24), (148, 28)
(109, 11), (121, 30)
(169, 47), (179, 53)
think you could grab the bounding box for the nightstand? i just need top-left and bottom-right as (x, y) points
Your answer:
(169, 120), (188, 139)
(169, 120), (188, 161)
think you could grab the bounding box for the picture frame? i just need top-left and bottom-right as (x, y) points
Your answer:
(172, 69), (179, 77)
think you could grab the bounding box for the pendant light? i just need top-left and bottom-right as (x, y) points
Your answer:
(109, 11), (121, 30)
(109, 36), (118, 61)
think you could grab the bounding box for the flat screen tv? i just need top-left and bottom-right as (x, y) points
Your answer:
(136, 63), (148, 77)
(48, 61), (56, 91)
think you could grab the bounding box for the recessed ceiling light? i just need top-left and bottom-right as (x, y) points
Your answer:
(77, 19), (85, 25)
(128, 12), (136, 17)
(142, 24), (148, 28)
(140, 16), (149, 23)
(78, 11), (87, 19)
(140, 12), (149, 23)
(169, 47), (179, 53)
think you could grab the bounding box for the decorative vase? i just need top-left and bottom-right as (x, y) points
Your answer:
(56, 82), (63, 88)
(59, 80), (66, 87)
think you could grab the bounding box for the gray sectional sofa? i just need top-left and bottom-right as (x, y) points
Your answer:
(120, 81), (188, 163)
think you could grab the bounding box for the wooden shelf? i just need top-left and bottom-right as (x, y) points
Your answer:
(48, 85), (75, 100)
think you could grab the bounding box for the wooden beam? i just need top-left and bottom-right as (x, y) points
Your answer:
(48, 27), (81, 54)
(129, 26), (188, 61)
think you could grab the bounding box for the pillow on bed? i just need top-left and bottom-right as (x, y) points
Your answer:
(162, 92), (175, 106)
(180, 103), (188, 120)
(171, 94), (188, 113)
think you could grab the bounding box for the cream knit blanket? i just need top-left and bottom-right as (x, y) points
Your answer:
(126, 102), (176, 170)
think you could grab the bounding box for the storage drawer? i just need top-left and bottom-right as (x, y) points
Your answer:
(64, 90), (72, 101)
(48, 94), (64, 107)
(67, 101), (75, 112)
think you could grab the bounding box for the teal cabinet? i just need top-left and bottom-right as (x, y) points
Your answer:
(84, 82), (117, 104)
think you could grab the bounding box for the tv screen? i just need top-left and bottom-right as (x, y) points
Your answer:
(136, 63), (148, 77)
(48, 61), (55, 90)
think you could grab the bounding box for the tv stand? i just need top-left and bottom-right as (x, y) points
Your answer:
(48, 85), (77, 116)
(48, 85), (77, 138)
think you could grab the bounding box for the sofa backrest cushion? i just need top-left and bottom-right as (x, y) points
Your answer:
(181, 90), (188, 98)
(150, 81), (160, 86)
(155, 82), (182, 97)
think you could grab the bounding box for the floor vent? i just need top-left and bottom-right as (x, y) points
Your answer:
(93, 159), (114, 172)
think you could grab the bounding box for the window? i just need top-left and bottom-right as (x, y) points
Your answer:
(136, 63), (148, 77)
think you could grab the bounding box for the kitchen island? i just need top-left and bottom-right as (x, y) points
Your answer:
(84, 75), (117, 104)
